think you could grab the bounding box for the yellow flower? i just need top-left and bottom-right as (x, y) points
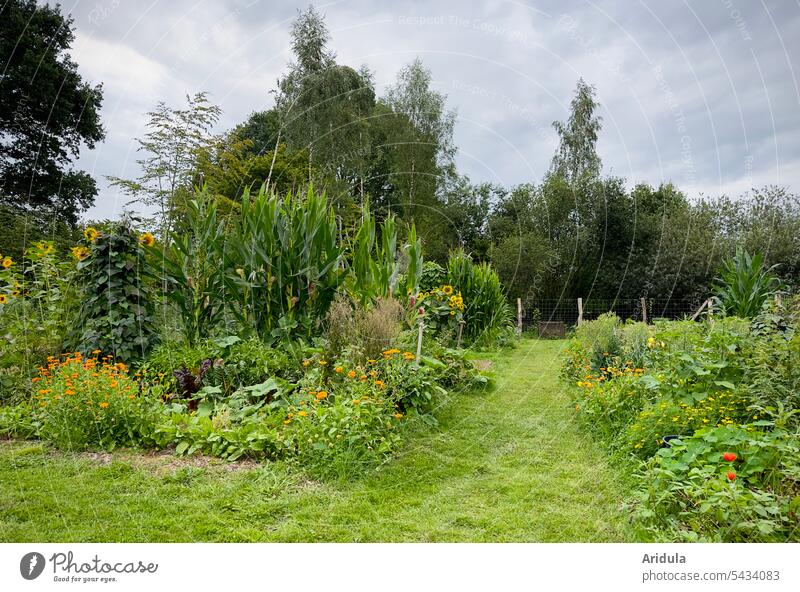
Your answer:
(99, 402), (109, 409)
(0, 294), (7, 305)
(442, 285), (454, 296)
(71, 246), (89, 261)
(394, 413), (403, 419)
(298, 410), (308, 417)
(374, 380), (385, 388)
(139, 232), (155, 247)
(1, 257), (12, 268)
(318, 360), (328, 366)
(302, 359), (310, 367)
(83, 227), (99, 242)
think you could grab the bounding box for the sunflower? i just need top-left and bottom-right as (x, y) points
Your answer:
(139, 232), (155, 247)
(71, 246), (89, 261)
(1, 257), (12, 268)
(442, 285), (454, 296)
(0, 294), (7, 305)
(83, 227), (99, 242)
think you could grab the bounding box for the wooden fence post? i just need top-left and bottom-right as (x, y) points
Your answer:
(577, 298), (583, 325)
(516, 298), (523, 336)
(416, 321), (424, 364)
(456, 320), (465, 349)
(640, 297), (648, 324)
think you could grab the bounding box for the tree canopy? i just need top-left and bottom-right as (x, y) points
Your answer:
(0, 0), (104, 223)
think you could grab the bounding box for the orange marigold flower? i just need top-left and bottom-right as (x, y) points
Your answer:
(374, 380), (385, 388)
(99, 402), (109, 409)
(316, 391), (328, 400)
(347, 370), (357, 379)
(298, 410), (308, 417)
(334, 366), (343, 373)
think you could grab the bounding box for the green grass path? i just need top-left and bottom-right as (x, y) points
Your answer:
(0, 339), (637, 542)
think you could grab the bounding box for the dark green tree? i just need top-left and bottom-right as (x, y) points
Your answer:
(0, 0), (104, 223)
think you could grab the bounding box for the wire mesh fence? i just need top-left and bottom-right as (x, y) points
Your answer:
(521, 297), (707, 333)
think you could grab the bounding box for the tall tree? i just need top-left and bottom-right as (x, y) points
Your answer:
(550, 78), (602, 184)
(0, 0), (105, 223)
(384, 58), (456, 224)
(107, 92), (221, 235)
(275, 6), (374, 198)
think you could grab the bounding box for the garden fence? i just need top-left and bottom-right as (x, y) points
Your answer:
(519, 297), (707, 333)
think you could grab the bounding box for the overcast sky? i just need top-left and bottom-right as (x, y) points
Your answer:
(60, 0), (800, 220)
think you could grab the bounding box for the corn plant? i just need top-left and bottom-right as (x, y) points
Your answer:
(161, 188), (226, 344)
(712, 248), (782, 319)
(223, 185), (343, 342)
(447, 249), (512, 343)
(348, 207), (400, 304)
(400, 223), (423, 296)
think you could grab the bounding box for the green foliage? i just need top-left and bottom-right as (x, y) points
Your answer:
(33, 353), (160, 451)
(107, 92), (221, 234)
(446, 250), (512, 345)
(550, 78), (602, 184)
(564, 314), (800, 541)
(223, 185), (343, 342)
(70, 221), (156, 362)
(348, 208), (399, 304)
(637, 425), (800, 542)
(0, 241), (79, 403)
(713, 248), (782, 318)
(0, 0), (105, 222)
(419, 261), (446, 291)
(162, 190), (226, 344)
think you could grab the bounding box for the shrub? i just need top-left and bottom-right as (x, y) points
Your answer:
(32, 352), (159, 450)
(283, 385), (401, 476)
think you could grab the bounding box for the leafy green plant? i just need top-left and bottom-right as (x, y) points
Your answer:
(713, 248), (782, 319)
(161, 188), (226, 344)
(636, 424), (800, 542)
(223, 185), (343, 342)
(348, 208), (399, 304)
(0, 242), (79, 402)
(32, 352), (160, 451)
(446, 249), (512, 345)
(70, 221), (157, 362)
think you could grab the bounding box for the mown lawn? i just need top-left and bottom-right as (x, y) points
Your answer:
(0, 338), (639, 542)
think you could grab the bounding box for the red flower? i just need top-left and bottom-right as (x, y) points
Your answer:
(418, 307), (425, 315)
(726, 471), (736, 481)
(723, 452), (737, 462)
